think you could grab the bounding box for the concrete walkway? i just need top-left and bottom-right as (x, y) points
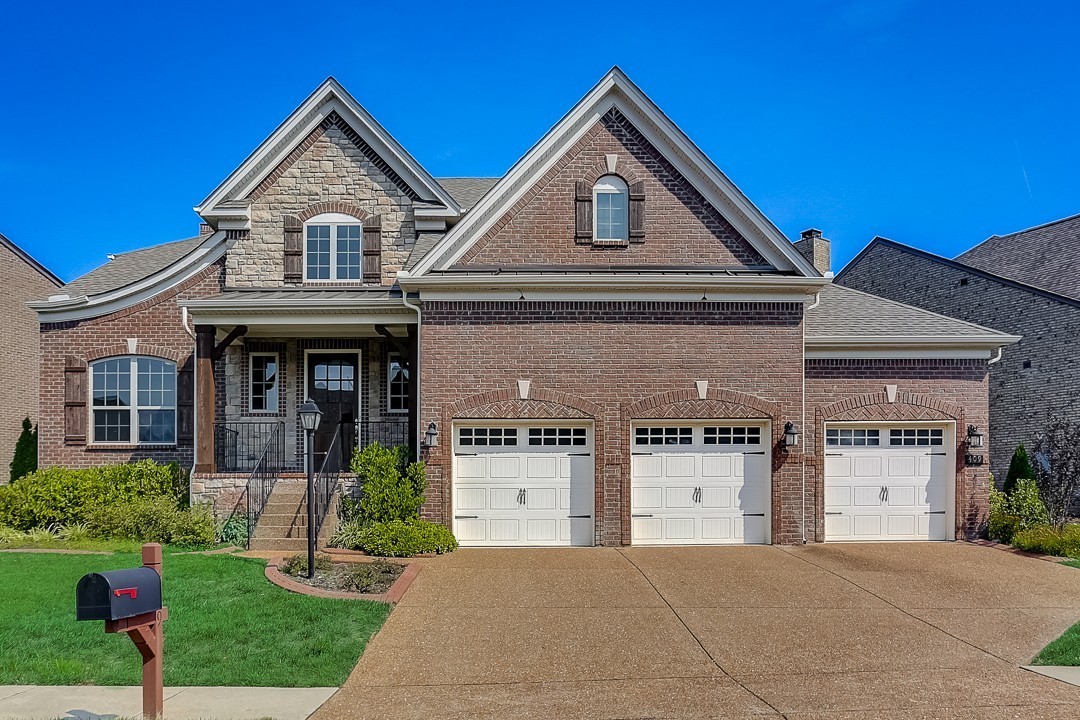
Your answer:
(314, 542), (1080, 719)
(0, 685), (335, 720)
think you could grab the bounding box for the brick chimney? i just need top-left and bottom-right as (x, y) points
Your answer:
(794, 228), (831, 275)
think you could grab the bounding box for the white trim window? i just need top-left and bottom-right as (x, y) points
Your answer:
(90, 356), (176, 444)
(593, 175), (629, 242)
(249, 352), (280, 413)
(305, 213), (363, 281)
(387, 353), (409, 414)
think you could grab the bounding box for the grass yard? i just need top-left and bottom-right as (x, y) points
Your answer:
(0, 551), (390, 686)
(1063, 559), (1080, 570)
(1034, 619), (1080, 666)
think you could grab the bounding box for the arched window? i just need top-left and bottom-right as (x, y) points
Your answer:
(304, 212), (363, 281)
(90, 356), (177, 444)
(593, 175), (629, 242)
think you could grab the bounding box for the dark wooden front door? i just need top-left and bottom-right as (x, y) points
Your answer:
(307, 353), (358, 468)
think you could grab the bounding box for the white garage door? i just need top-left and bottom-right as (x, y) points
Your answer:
(453, 424), (594, 547)
(824, 424), (954, 541)
(631, 422), (770, 545)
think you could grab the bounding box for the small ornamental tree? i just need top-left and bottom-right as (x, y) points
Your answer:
(1032, 417), (1080, 528)
(1003, 443), (1037, 495)
(9, 417), (37, 483)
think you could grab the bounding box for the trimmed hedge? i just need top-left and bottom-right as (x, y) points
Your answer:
(1012, 524), (1080, 558)
(84, 499), (215, 548)
(0, 460), (185, 531)
(331, 517), (457, 557)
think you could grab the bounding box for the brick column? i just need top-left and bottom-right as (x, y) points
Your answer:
(195, 325), (216, 473)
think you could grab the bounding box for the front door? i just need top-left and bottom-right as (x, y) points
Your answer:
(307, 353), (359, 469)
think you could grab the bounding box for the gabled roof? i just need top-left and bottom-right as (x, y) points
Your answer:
(436, 178), (499, 211)
(404, 67), (820, 278)
(196, 78), (461, 225)
(805, 283), (1018, 345)
(0, 232), (62, 287)
(835, 237), (1080, 310)
(955, 212), (1080, 302)
(59, 234), (208, 297)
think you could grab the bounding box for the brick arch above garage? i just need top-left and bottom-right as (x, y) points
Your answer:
(817, 390), (964, 424)
(626, 387), (781, 421)
(445, 387), (603, 419)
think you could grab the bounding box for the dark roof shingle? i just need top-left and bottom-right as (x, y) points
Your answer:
(60, 235), (208, 297)
(436, 178), (499, 211)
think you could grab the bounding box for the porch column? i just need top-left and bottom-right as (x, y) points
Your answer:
(195, 324), (216, 473)
(407, 324), (419, 456)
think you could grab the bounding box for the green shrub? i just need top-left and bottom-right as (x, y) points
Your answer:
(55, 523), (92, 544)
(216, 513), (249, 547)
(1003, 443), (1037, 495)
(351, 443), (426, 524)
(0, 460), (184, 530)
(84, 498), (214, 547)
(9, 418), (37, 483)
(333, 517), (457, 557)
(171, 504), (216, 548)
(1012, 524), (1080, 558)
(987, 480), (1049, 542)
(279, 553), (332, 576)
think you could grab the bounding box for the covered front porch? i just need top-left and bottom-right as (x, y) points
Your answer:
(180, 288), (419, 481)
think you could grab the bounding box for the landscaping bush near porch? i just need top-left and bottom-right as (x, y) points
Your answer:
(0, 551), (390, 686)
(1012, 525), (1080, 558)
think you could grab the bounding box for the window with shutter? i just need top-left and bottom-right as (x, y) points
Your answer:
(574, 180), (593, 243)
(363, 216), (382, 284)
(629, 180), (645, 242)
(283, 215), (303, 282)
(64, 356), (87, 445)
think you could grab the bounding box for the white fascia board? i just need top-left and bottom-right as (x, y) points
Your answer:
(805, 348), (995, 360)
(195, 78), (460, 218)
(807, 334), (1021, 347)
(410, 68), (819, 277)
(415, 288), (811, 302)
(31, 233), (230, 323)
(179, 297), (414, 312)
(184, 311), (416, 328)
(400, 272), (828, 293)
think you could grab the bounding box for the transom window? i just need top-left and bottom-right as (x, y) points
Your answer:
(528, 427), (587, 446)
(387, 353), (409, 414)
(593, 175), (628, 242)
(305, 213), (362, 281)
(91, 357), (176, 444)
(890, 428), (944, 446)
(826, 428), (881, 447)
(636, 426), (693, 446)
(249, 353), (279, 413)
(704, 426), (762, 445)
(458, 428), (518, 447)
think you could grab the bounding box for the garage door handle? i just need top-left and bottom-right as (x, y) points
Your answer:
(569, 514), (592, 518)
(631, 514), (654, 518)
(454, 515), (479, 520)
(825, 512), (843, 516)
(744, 513), (766, 517)
(924, 511), (946, 515)
(743, 451), (766, 455)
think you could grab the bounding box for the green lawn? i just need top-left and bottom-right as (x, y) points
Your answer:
(1063, 559), (1080, 570)
(0, 551), (390, 686)
(1034, 620), (1080, 666)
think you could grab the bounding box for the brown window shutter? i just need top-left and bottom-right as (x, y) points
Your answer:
(176, 359), (194, 444)
(574, 180), (593, 243)
(363, 216), (382, 284)
(629, 181), (646, 242)
(283, 215), (303, 283)
(64, 355), (87, 445)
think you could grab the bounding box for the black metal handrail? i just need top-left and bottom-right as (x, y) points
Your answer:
(245, 422), (284, 548)
(356, 420), (409, 451)
(313, 423), (347, 539)
(215, 421), (282, 472)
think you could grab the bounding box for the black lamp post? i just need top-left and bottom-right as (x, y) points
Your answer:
(299, 399), (322, 579)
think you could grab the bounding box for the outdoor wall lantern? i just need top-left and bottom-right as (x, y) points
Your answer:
(424, 421), (439, 448)
(299, 399), (322, 432)
(967, 424), (984, 449)
(782, 421), (800, 449)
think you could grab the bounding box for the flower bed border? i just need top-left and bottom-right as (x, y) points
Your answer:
(265, 555), (421, 603)
(968, 539), (1069, 564)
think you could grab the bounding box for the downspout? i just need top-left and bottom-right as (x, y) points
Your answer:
(801, 291), (821, 544)
(401, 292), (423, 461)
(987, 347), (1003, 365)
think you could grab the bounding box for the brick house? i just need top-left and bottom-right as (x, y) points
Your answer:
(31, 69), (1017, 548)
(0, 232), (61, 479)
(837, 215), (1080, 480)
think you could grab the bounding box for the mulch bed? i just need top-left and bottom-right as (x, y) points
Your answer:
(280, 559), (404, 595)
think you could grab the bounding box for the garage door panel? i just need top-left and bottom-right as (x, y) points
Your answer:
(489, 488), (519, 510)
(633, 486), (663, 509)
(457, 457), (487, 479)
(526, 519), (557, 542)
(666, 486), (697, 508)
(634, 456), (662, 477)
(663, 456), (695, 477)
(664, 518), (696, 540)
(824, 425), (952, 542)
(489, 457), (520, 478)
(456, 487), (487, 512)
(489, 519), (520, 543)
(701, 516), (732, 540)
(633, 517), (662, 542)
(701, 455), (731, 478)
(700, 486), (732, 509)
(455, 519), (487, 543)
(527, 456), (557, 479)
(526, 487), (557, 511)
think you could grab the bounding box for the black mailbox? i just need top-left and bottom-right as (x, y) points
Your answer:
(76, 567), (162, 621)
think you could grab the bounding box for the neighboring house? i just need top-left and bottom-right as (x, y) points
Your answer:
(0, 233), (61, 480)
(30, 69), (1017, 549)
(836, 215), (1080, 480)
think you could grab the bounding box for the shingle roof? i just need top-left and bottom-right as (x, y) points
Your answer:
(806, 283), (1014, 340)
(956, 213), (1080, 302)
(405, 232), (446, 271)
(59, 235), (209, 297)
(436, 178), (499, 211)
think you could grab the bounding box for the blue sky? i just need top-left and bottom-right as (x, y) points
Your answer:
(2, 0), (1076, 282)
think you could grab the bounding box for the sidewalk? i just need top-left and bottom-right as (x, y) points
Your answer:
(0, 685), (336, 720)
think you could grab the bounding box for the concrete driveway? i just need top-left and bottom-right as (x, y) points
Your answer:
(313, 543), (1080, 719)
